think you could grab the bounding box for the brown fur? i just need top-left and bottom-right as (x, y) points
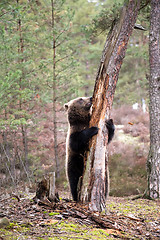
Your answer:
(64, 97), (98, 201)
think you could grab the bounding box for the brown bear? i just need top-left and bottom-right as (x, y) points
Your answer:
(64, 96), (114, 201)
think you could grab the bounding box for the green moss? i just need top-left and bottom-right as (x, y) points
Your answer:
(91, 228), (109, 236)
(7, 222), (16, 229)
(0, 199), (158, 240)
(107, 198), (159, 222)
(58, 222), (84, 233)
(0, 227), (31, 239)
(53, 221), (121, 239)
(48, 212), (59, 216)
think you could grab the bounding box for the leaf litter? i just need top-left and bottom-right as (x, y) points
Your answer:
(0, 192), (160, 240)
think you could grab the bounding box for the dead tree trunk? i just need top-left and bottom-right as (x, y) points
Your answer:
(79, 0), (140, 212)
(33, 172), (59, 203)
(147, 0), (160, 199)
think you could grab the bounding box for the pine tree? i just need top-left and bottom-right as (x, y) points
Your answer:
(147, 0), (160, 199)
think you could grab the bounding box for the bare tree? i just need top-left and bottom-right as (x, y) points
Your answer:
(50, 0), (75, 178)
(79, 0), (141, 212)
(51, 0), (60, 178)
(147, 0), (160, 199)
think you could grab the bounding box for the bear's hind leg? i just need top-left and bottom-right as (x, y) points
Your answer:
(67, 154), (84, 201)
(69, 175), (79, 201)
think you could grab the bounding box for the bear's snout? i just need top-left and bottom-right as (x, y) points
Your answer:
(86, 101), (92, 109)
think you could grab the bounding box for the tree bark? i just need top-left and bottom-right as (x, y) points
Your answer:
(79, 0), (140, 212)
(51, 0), (60, 178)
(147, 0), (160, 199)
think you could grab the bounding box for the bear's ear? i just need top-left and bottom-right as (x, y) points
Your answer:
(64, 103), (68, 111)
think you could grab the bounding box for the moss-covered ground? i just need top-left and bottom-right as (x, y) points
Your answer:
(0, 195), (160, 240)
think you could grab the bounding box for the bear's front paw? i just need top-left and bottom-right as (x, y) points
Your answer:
(90, 126), (99, 135)
(105, 119), (113, 127)
(105, 119), (115, 143)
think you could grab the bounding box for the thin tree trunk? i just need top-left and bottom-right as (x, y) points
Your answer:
(3, 110), (16, 180)
(51, 0), (60, 178)
(147, 0), (160, 199)
(79, 0), (140, 212)
(17, 0), (29, 172)
(21, 125), (29, 172)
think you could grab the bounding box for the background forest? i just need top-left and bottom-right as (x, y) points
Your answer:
(0, 0), (150, 197)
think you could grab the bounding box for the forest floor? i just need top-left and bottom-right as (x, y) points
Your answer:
(0, 190), (160, 240)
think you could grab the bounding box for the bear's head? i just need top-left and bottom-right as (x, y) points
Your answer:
(64, 97), (92, 125)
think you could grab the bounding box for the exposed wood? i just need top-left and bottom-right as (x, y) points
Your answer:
(33, 172), (59, 203)
(33, 177), (49, 202)
(79, 0), (140, 212)
(49, 172), (58, 202)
